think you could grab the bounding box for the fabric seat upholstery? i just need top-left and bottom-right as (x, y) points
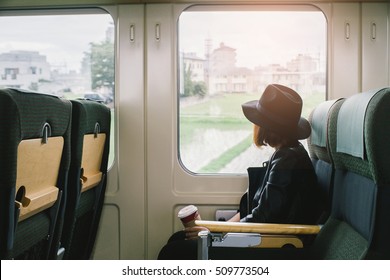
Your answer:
(309, 87), (390, 259)
(61, 99), (110, 259)
(307, 99), (343, 223)
(0, 88), (71, 259)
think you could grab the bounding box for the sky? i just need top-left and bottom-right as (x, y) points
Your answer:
(179, 11), (327, 70)
(0, 13), (113, 72)
(0, 9), (326, 72)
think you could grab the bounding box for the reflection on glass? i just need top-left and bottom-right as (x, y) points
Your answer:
(0, 12), (115, 166)
(0, 14), (114, 102)
(178, 9), (326, 174)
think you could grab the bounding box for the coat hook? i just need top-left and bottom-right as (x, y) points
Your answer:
(155, 23), (160, 41)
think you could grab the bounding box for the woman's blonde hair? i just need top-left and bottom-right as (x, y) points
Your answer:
(253, 125), (296, 148)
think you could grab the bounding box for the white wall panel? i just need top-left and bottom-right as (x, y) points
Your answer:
(362, 3), (389, 91)
(94, 4), (146, 260)
(331, 3), (360, 98)
(93, 205), (120, 259)
(146, 3), (177, 260)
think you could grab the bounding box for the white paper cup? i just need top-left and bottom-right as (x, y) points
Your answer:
(178, 205), (199, 227)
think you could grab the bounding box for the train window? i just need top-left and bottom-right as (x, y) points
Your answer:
(0, 11), (115, 166)
(178, 7), (326, 174)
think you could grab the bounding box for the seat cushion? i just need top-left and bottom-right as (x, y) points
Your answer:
(310, 218), (367, 260)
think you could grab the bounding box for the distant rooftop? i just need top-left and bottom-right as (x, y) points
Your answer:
(0, 50), (47, 62)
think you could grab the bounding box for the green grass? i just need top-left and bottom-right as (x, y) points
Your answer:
(179, 115), (250, 146)
(179, 93), (255, 146)
(180, 91), (324, 119)
(301, 92), (324, 118)
(199, 134), (252, 173)
(181, 93), (258, 117)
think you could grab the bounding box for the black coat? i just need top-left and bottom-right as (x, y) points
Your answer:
(241, 144), (321, 224)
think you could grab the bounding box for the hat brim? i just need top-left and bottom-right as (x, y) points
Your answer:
(242, 100), (311, 140)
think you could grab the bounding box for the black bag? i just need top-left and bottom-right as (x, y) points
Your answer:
(239, 162), (268, 218)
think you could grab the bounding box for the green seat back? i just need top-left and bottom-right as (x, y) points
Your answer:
(310, 88), (390, 259)
(61, 99), (110, 259)
(0, 88), (71, 259)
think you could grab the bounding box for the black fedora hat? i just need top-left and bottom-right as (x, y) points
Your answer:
(241, 84), (311, 140)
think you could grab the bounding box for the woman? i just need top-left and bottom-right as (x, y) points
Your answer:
(158, 84), (321, 258)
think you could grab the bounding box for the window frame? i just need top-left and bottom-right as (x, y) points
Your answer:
(176, 4), (328, 176)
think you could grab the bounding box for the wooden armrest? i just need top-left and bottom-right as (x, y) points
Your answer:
(196, 221), (320, 249)
(195, 220), (321, 235)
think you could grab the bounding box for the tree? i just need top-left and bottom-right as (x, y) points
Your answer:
(86, 40), (114, 93)
(183, 65), (194, 97)
(183, 63), (207, 97)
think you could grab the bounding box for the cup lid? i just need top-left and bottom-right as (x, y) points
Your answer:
(178, 205), (198, 218)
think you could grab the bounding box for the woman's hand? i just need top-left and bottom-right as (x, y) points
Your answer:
(184, 226), (209, 240)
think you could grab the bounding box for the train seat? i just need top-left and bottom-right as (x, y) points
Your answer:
(309, 87), (390, 259)
(307, 98), (344, 223)
(0, 88), (72, 259)
(61, 99), (111, 259)
(365, 87), (390, 259)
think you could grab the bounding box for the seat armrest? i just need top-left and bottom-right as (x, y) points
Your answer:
(194, 220), (321, 235)
(196, 221), (321, 259)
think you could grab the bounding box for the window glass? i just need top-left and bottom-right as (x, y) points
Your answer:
(0, 12), (115, 166)
(178, 8), (326, 174)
